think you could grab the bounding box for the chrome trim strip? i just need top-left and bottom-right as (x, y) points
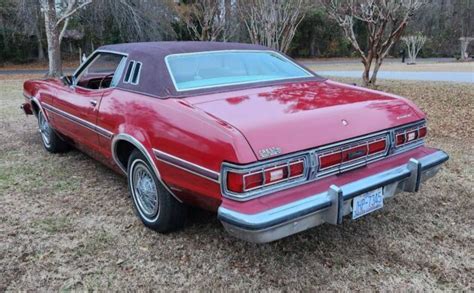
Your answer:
(164, 50), (315, 92)
(152, 149), (220, 183)
(111, 134), (183, 203)
(31, 97), (47, 119)
(42, 102), (113, 139)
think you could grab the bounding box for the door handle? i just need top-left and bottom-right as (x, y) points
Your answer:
(90, 99), (97, 106)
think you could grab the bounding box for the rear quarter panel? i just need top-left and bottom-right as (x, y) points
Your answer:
(97, 89), (257, 210)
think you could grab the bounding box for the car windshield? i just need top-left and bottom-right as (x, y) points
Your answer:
(166, 51), (313, 91)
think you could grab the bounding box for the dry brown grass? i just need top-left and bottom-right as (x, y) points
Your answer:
(1, 76), (473, 291)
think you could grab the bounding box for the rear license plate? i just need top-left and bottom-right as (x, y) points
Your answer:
(352, 187), (383, 219)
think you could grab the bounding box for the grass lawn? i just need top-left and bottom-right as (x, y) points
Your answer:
(0, 75), (473, 290)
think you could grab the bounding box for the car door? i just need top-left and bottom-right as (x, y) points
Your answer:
(51, 52), (127, 154)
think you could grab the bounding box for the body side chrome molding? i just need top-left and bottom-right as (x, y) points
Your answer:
(42, 102), (113, 139)
(152, 148), (220, 183)
(111, 134), (183, 203)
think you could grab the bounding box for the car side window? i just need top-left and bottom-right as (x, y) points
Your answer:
(75, 53), (125, 90)
(123, 60), (142, 85)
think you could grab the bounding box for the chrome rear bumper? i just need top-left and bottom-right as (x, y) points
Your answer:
(218, 150), (449, 243)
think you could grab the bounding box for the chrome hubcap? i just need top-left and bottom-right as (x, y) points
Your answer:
(132, 162), (159, 218)
(38, 112), (51, 147)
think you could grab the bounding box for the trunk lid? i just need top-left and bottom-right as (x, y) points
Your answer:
(186, 80), (424, 160)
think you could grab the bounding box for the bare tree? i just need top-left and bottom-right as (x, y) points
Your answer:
(39, 0), (92, 77)
(0, 0), (14, 58)
(459, 37), (473, 61)
(401, 33), (426, 64)
(176, 0), (228, 41)
(80, 0), (176, 47)
(410, 0), (473, 57)
(15, 0), (46, 60)
(323, 0), (424, 86)
(238, 0), (308, 53)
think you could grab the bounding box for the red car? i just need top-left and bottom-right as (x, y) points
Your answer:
(21, 42), (448, 243)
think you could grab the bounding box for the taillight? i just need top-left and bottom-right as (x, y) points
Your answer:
(418, 126), (427, 138)
(319, 152), (342, 169)
(225, 159), (306, 194)
(406, 130), (418, 142)
(368, 139), (386, 154)
(244, 172), (263, 190)
(264, 164), (288, 184)
(289, 160), (304, 177)
(319, 138), (387, 171)
(395, 124), (426, 147)
(226, 172), (244, 193)
(396, 133), (406, 146)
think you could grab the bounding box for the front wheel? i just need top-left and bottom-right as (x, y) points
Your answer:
(127, 149), (186, 233)
(37, 111), (69, 153)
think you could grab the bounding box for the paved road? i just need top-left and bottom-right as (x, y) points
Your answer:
(314, 70), (474, 83)
(1, 62), (472, 83)
(298, 57), (458, 66)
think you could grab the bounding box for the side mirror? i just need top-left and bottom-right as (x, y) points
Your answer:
(61, 75), (72, 86)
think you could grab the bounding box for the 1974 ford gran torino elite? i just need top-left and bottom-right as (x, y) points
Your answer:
(21, 42), (449, 243)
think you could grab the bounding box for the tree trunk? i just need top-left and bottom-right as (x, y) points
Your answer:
(460, 40), (469, 61)
(35, 0), (45, 61)
(362, 63), (370, 86)
(369, 59), (383, 86)
(0, 18), (8, 54)
(45, 28), (62, 77)
(37, 38), (46, 61)
(361, 58), (372, 86)
(224, 0), (231, 41)
(43, 0), (62, 77)
(35, 25), (45, 61)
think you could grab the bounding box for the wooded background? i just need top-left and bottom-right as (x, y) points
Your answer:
(0, 0), (472, 64)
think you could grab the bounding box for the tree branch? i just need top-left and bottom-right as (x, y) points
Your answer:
(59, 17), (70, 44)
(55, 0), (92, 28)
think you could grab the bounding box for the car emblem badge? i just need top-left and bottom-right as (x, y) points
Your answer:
(397, 114), (412, 120)
(259, 147), (281, 159)
(347, 149), (365, 160)
(341, 119), (349, 126)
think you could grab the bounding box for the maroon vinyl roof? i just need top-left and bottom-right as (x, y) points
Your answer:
(97, 41), (323, 98)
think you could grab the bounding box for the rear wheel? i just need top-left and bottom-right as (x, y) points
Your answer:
(127, 149), (186, 233)
(37, 111), (69, 153)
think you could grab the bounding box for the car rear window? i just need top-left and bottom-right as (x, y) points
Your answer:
(165, 51), (313, 91)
